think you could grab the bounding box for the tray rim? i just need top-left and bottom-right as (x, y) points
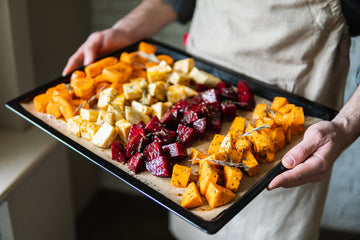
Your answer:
(5, 38), (338, 234)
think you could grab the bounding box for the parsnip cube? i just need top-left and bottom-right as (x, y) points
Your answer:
(173, 58), (195, 73)
(80, 121), (101, 141)
(184, 86), (198, 98)
(97, 87), (118, 109)
(67, 115), (83, 137)
(148, 82), (166, 101)
(107, 104), (124, 122)
(90, 122), (117, 148)
(131, 101), (153, 116)
(167, 85), (187, 103)
(115, 119), (132, 143)
(189, 67), (221, 87)
(167, 71), (191, 86)
(123, 78), (146, 101)
(80, 108), (99, 122)
(151, 102), (172, 119)
(140, 93), (157, 106)
(147, 64), (172, 83)
(96, 110), (114, 125)
(111, 93), (126, 111)
(125, 106), (151, 124)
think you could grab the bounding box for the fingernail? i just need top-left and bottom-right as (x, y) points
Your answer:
(283, 154), (295, 168)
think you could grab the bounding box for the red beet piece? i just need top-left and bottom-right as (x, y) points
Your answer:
(206, 101), (220, 114)
(207, 112), (221, 132)
(196, 83), (210, 92)
(143, 141), (163, 161)
(175, 124), (198, 147)
(111, 142), (127, 164)
(181, 110), (200, 126)
(145, 115), (163, 133)
(126, 135), (150, 159)
(190, 102), (209, 118)
(161, 110), (179, 130)
(191, 94), (203, 103)
(145, 156), (172, 177)
(153, 135), (165, 145)
(162, 143), (188, 161)
(137, 121), (146, 129)
(237, 80), (255, 111)
(127, 152), (145, 174)
(221, 101), (237, 121)
(200, 89), (220, 104)
(128, 123), (146, 142)
(217, 82), (237, 101)
(192, 117), (207, 137)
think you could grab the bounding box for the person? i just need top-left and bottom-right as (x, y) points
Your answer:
(63, 0), (360, 239)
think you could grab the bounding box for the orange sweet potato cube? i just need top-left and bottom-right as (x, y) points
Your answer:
(171, 164), (192, 188)
(190, 148), (208, 164)
(205, 182), (235, 208)
(138, 41), (156, 54)
(242, 151), (260, 176)
(278, 103), (295, 115)
(252, 103), (267, 119)
(102, 62), (133, 83)
(208, 134), (225, 155)
(235, 137), (251, 153)
(291, 106), (304, 134)
(181, 182), (203, 209)
(46, 100), (62, 118)
(85, 56), (118, 77)
(33, 93), (51, 113)
(270, 97), (289, 112)
(199, 161), (219, 195)
(228, 117), (246, 138)
(271, 127), (286, 152)
(224, 165), (243, 192)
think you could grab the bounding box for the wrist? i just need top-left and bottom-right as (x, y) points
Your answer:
(332, 113), (360, 148)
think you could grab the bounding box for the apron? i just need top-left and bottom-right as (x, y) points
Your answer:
(169, 0), (350, 239)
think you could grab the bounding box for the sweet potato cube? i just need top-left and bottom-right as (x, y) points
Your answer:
(102, 62), (133, 83)
(171, 164), (192, 188)
(235, 137), (251, 153)
(205, 182), (235, 208)
(224, 165), (243, 192)
(190, 148), (208, 164)
(53, 95), (77, 120)
(85, 56), (118, 77)
(46, 100), (62, 118)
(252, 103), (267, 120)
(291, 106), (304, 134)
(34, 93), (51, 113)
(228, 117), (246, 138)
(241, 151), (259, 176)
(252, 133), (275, 162)
(181, 182), (203, 209)
(138, 41), (156, 54)
(220, 132), (237, 150)
(271, 127), (286, 152)
(199, 161), (219, 195)
(278, 104), (295, 115)
(156, 54), (174, 66)
(270, 97), (289, 112)
(71, 77), (96, 100)
(208, 134), (225, 155)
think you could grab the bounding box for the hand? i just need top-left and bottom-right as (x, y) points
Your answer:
(267, 120), (346, 190)
(62, 28), (131, 76)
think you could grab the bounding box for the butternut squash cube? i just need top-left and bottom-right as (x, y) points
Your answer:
(228, 117), (246, 138)
(270, 97), (289, 112)
(190, 147), (208, 164)
(181, 182), (203, 209)
(205, 182), (235, 208)
(171, 164), (192, 188)
(224, 166), (243, 192)
(199, 161), (219, 195)
(208, 134), (225, 155)
(290, 106), (304, 134)
(252, 103), (267, 120)
(102, 62), (133, 83)
(85, 56), (118, 78)
(271, 127), (286, 152)
(235, 137), (251, 153)
(242, 151), (259, 176)
(34, 93), (51, 113)
(278, 104), (295, 115)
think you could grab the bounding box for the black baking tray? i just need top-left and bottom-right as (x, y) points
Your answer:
(5, 39), (337, 234)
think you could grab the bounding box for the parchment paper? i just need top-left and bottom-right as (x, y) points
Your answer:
(21, 95), (322, 221)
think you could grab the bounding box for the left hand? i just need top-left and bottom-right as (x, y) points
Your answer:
(267, 120), (346, 190)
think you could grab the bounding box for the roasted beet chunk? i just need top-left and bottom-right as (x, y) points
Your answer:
(237, 80), (255, 111)
(143, 141), (163, 161)
(126, 135), (150, 159)
(145, 115), (163, 133)
(127, 152), (145, 174)
(111, 142), (127, 164)
(128, 124), (146, 142)
(200, 89), (220, 104)
(192, 117), (207, 137)
(175, 124), (198, 147)
(145, 156), (172, 177)
(157, 128), (176, 144)
(196, 83), (210, 92)
(221, 101), (237, 121)
(162, 143), (188, 161)
(217, 82), (237, 101)
(207, 112), (221, 132)
(161, 110), (179, 130)
(181, 111), (200, 126)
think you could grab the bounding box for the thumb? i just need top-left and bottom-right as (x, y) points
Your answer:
(282, 138), (320, 169)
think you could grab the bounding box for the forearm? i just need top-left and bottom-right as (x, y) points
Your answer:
(112, 0), (178, 45)
(332, 84), (360, 148)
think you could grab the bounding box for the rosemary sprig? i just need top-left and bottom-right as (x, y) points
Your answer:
(190, 159), (249, 171)
(241, 124), (271, 137)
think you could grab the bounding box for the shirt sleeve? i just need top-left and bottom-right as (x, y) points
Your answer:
(163, 0), (196, 23)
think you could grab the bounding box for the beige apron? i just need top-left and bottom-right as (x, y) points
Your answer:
(169, 0), (350, 239)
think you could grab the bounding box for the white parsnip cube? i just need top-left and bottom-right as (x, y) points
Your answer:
(111, 93), (126, 111)
(123, 78), (145, 101)
(80, 108), (99, 122)
(167, 71), (191, 86)
(173, 58), (195, 73)
(97, 87), (118, 109)
(107, 104), (125, 122)
(96, 110), (115, 126)
(67, 115), (83, 137)
(148, 82), (166, 101)
(167, 85), (187, 103)
(189, 67), (221, 87)
(90, 122), (117, 148)
(184, 86), (198, 98)
(80, 121), (100, 141)
(115, 119), (132, 143)
(125, 106), (151, 124)
(151, 102), (172, 119)
(140, 93), (157, 106)
(131, 101), (153, 116)
(147, 64), (172, 83)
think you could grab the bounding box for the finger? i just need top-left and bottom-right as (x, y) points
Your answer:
(83, 34), (102, 65)
(62, 53), (84, 76)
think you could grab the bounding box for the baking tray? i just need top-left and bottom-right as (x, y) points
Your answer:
(5, 39), (337, 234)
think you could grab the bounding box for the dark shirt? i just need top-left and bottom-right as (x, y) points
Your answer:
(163, 0), (196, 23)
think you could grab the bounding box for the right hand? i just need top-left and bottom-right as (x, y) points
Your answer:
(62, 28), (132, 76)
